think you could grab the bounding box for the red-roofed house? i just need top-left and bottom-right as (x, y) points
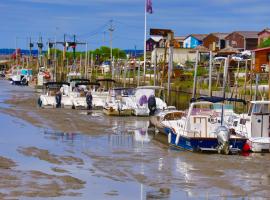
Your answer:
(203, 33), (228, 52)
(225, 31), (259, 50)
(258, 28), (270, 46)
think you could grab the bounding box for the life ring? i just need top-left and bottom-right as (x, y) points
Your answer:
(209, 114), (218, 124)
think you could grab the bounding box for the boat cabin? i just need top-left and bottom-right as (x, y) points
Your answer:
(231, 101), (270, 138)
(44, 82), (70, 96)
(183, 102), (230, 138)
(248, 101), (270, 138)
(111, 88), (135, 98)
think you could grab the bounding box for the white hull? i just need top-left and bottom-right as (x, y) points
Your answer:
(248, 138), (270, 152)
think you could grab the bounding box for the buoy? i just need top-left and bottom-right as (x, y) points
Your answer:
(242, 142), (251, 152)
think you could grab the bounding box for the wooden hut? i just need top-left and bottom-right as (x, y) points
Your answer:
(252, 47), (270, 72)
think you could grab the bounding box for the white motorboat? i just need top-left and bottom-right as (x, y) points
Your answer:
(92, 79), (116, 108)
(152, 101), (247, 154)
(10, 67), (32, 86)
(103, 88), (134, 116)
(228, 100), (270, 152)
(150, 106), (185, 134)
(125, 86), (167, 116)
(38, 82), (73, 109)
(68, 79), (102, 109)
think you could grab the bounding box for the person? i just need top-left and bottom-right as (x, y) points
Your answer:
(148, 95), (156, 116)
(55, 87), (62, 108)
(86, 91), (93, 110)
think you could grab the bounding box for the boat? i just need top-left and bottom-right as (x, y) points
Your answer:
(154, 101), (247, 154)
(228, 100), (270, 152)
(103, 88), (134, 116)
(92, 79), (116, 108)
(10, 66), (32, 86)
(150, 106), (185, 134)
(68, 78), (101, 109)
(38, 82), (73, 109)
(124, 86), (167, 116)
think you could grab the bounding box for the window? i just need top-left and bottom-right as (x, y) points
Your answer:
(240, 119), (246, 125)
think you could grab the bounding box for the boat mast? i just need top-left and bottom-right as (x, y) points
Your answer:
(192, 50), (199, 100)
(221, 56), (229, 125)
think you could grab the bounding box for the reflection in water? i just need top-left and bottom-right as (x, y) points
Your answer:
(40, 118), (270, 200)
(44, 130), (78, 142)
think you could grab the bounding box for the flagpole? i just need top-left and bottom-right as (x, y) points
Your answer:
(143, 0), (147, 78)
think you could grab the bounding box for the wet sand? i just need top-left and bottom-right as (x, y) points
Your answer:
(1, 80), (270, 200)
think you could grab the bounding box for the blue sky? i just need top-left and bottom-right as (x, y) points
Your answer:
(0, 0), (269, 50)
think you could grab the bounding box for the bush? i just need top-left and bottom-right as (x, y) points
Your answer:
(259, 38), (270, 48)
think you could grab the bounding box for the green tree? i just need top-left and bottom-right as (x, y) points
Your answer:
(259, 38), (270, 48)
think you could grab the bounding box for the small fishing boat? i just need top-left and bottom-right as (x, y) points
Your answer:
(68, 79), (102, 109)
(103, 88), (134, 116)
(38, 82), (73, 109)
(125, 86), (167, 116)
(10, 66), (32, 86)
(155, 101), (247, 154)
(93, 79), (116, 108)
(228, 100), (270, 152)
(150, 106), (184, 134)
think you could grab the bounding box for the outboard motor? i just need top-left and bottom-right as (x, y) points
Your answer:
(86, 92), (93, 110)
(148, 95), (156, 116)
(55, 91), (62, 108)
(21, 76), (28, 86)
(215, 126), (231, 155)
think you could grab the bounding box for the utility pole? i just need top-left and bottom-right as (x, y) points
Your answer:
(29, 37), (33, 57)
(103, 31), (106, 46)
(208, 51), (213, 97)
(37, 35), (43, 68)
(167, 32), (174, 103)
(72, 34), (76, 65)
(109, 20), (114, 74)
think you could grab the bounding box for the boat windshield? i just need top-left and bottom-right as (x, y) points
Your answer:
(114, 88), (135, 96)
(191, 103), (223, 116)
(163, 112), (184, 121)
(249, 103), (270, 115)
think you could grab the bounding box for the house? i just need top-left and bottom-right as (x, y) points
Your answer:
(252, 47), (270, 72)
(183, 34), (207, 49)
(258, 28), (270, 46)
(148, 35), (186, 50)
(203, 33), (228, 52)
(146, 36), (163, 52)
(225, 31), (259, 50)
(151, 47), (197, 65)
(174, 36), (186, 48)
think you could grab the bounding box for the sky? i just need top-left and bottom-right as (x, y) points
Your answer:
(0, 0), (269, 50)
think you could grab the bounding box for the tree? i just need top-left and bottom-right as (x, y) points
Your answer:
(259, 38), (270, 48)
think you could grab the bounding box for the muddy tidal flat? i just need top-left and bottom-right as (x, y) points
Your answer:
(0, 80), (270, 200)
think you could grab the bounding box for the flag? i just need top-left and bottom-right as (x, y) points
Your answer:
(146, 0), (153, 14)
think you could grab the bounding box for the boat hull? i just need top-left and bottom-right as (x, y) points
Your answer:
(103, 107), (133, 116)
(248, 138), (270, 153)
(164, 128), (246, 152)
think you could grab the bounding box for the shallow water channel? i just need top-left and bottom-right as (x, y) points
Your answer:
(0, 80), (270, 200)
